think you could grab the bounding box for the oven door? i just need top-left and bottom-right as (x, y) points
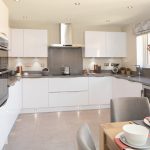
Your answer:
(142, 85), (150, 102)
(0, 75), (8, 107)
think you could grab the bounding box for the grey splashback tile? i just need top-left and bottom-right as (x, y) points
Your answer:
(48, 47), (83, 75)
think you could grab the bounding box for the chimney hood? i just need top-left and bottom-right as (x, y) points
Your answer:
(50, 23), (82, 48)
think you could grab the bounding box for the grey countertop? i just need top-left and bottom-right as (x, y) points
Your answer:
(14, 73), (150, 86)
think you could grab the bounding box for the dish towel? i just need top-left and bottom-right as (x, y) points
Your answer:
(114, 132), (135, 150)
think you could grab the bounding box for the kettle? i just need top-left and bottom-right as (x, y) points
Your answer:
(62, 66), (70, 75)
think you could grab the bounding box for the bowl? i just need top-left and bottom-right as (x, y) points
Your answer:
(42, 70), (49, 76)
(123, 124), (149, 146)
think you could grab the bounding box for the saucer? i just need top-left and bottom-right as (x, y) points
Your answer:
(120, 132), (150, 149)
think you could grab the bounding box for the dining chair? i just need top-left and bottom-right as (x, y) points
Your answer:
(76, 123), (96, 150)
(111, 97), (150, 122)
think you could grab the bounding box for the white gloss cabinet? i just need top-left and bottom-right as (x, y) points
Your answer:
(9, 29), (24, 57)
(84, 31), (127, 58)
(0, 0), (9, 36)
(9, 29), (48, 57)
(48, 77), (89, 107)
(89, 77), (112, 105)
(112, 78), (142, 98)
(24, 29), (47, 57)
(0, 80), (22, 150)
(49, 77), (88, 92)
(22, 78), (48, 109)
(85, 31), (106, 57)
(106, 32), (127, 57)
(49, 91), (88, 107)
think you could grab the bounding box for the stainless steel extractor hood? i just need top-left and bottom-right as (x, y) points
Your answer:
(50, 23), (82, 48)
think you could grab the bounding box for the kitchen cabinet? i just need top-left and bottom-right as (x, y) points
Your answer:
(89, 77), (112, 105)
(9, 29), (24, 57)
(106, 32), (127, 57)
(112, 78), (142, 98)
(48, 77), (89, 107)
(49, 91), (88, 107)
(49, 77), (88, 92)
(9, 29), (48, 57)
(0, 80), (22, 150)
(85, 31), (106, 57)
(0, 0), (9, 36)
(24, 29), (47, 57)
(22, 78), (48, 109)
(84, 31), (127, 58)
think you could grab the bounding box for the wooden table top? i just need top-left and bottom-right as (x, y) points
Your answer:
(100, 122), (130, 150)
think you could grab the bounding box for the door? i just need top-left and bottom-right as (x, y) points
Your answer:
(9, 29), (24, 57)
(89, 77), (112, 105)
(85, 31), (106, 57)
(106, 32), (127, 57)
(24, 29), (48, 57)
(23, 78), (48, 108)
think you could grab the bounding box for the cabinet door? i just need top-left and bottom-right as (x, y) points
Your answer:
(23, 78), (48, 108)
(49, 91), (88, 107)
(0, 0), (9, 36)
(85, 31), (106, 57)
(89, 77), (112, 105)
(112, 78), (142, 98)
(49, 77), (88, 92)
(106, 32), (127, 57)
(24, 29), (48, 57)
(9, 29), (24, 57)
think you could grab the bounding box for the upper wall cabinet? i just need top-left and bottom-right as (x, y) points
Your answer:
(84, 31), (127, 58)
(0, 0), (9, 36)
(9, 29), (48, 57)
(9, 29), (24, 57)
(106, 32), (127, 57)
(85, 31), (106, 57)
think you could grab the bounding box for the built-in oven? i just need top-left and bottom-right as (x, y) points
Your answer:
(142, 85), (150, 102)
(0, 33), (9, 107)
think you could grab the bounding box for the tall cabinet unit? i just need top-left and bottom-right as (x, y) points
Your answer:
(0, 0), (9, 36)
(9, 29), (48, 57)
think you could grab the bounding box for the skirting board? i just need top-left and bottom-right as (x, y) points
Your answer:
(21, 104), (110, 114)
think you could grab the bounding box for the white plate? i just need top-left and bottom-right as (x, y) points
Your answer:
(144, 118), (150, 126)
(120, 132), (150, 149)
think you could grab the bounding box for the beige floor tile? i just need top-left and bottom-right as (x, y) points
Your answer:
(4, 109), (110, 150)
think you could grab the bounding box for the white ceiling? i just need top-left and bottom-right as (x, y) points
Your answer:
(4, 0), (150, 26)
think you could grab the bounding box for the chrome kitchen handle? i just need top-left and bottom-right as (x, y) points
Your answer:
(0, 70), (11, 75)
(141, 90), (144, 97)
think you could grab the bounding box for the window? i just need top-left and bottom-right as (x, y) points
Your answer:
(136, 33), (150, 68)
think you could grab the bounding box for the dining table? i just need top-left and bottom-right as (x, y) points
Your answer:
(99, 120), (149, 150)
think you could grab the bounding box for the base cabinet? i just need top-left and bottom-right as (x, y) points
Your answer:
(22, 78), (48, 109)
(112, 78), (142, 98)
(0, 80), (22, 150)
(89, 77), (112, 105)
(49, 91), (88, 107)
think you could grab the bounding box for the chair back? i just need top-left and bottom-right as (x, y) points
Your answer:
(111, 97), (150, 122)
(77, 124), (96, 150)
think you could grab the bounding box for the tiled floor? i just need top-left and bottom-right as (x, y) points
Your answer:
(4, 109), (110, 150)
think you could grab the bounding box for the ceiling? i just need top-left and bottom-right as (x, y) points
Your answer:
(4, 0), (150, 26)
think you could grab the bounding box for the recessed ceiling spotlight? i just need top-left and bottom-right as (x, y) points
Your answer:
(106, 19), (110, 23)
(74, 2), (80, 6)
(127, 5), (133, 9)
(14, 0), (21, 2)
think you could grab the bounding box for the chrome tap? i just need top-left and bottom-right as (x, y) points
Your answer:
(134, 65), (142, 76)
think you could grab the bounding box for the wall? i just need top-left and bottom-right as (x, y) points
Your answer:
(9, 21), (125, 71)
(122, 24), (137, 70)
